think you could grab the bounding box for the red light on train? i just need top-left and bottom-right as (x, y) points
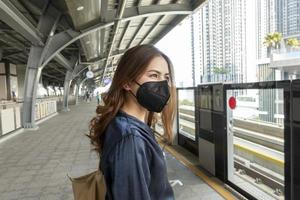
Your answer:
(228, 96), (236, 109)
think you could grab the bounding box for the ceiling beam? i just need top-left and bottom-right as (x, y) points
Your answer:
(0, 33), (27, 50)
(83, 4), (191, 32)
(100, 0), (109, 57)
(192, 0), (206, 10)
(82, 50), (125, 65)
(3, 51), (24, 58)
(55, 53), (74, 71)
(11, 0), (38, 27)
(41, 4), (192, 70)
(126, 17), (148, 49)
(111, 4), (191, 23)
(118, 20), (131, 49)
(149, 15), (186, 45)
(18, 0), (43, 16)
(0, 0), (76, 72)
(48, 63), (66, 75)
(139, 15), (165, 45)
(42, 72), (64, 82)
(0, 0), (43, 46)
(97, 0), (127, 85)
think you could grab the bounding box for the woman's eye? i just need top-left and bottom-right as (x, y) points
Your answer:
(150, 74), (158, 78)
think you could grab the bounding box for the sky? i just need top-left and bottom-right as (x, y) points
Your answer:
(155, 2), (258, 86)
(155, 17), (194, 88)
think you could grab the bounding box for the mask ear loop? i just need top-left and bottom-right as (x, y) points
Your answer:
(127, 80), (140, 98)
(134, 80), (141, 86)
(128, 90), (136, 98)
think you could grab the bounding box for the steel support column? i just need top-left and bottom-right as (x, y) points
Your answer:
(63, 70), (73, 111)
(23, 47), (43, 128)
(75, 82), (80, 105)
(74, 77), (84, 105)
(22, 5), (60, 128)
(4, 61), (11, 100)
(0, 48), (3, 61)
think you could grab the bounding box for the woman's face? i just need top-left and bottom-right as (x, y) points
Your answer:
(130, 56), (170, 94)
(139, 56), (170, 83)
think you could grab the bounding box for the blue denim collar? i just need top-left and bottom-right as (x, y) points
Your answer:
(117, 110), (153, 133)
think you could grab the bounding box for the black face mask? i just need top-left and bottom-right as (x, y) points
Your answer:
(132, 80), (170, 112)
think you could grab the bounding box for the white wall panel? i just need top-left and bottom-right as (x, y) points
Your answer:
(14, 106), (21, 129)
(0, 63), (5, 73)
(16, 65), (26, 99)
(10, 76), (18, 97)
(10, 64), (16, 75)
(1, 108), (15, 135)
(0, 76), (7, 100)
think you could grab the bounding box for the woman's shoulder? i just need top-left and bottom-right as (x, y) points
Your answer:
(102, 115), (142, 150)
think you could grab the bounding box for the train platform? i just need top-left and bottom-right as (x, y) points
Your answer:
(0, 100), (233, 200)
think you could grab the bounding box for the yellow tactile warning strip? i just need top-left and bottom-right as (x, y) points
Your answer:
(234, 144), (284, 167)
(156, 138), (236, 200)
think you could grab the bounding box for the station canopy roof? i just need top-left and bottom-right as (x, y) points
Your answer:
(0, 0), (204, 86)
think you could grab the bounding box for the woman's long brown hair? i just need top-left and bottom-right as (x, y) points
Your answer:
(88, 44), (177, 154)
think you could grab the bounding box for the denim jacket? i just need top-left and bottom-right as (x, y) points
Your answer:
(100, 110), (175, 200)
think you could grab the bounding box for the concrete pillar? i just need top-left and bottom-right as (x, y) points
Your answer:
(0, 48), (2, 61)
(23, 47), (43, 129)
(16, 64), (26, 100)
(0, 63), (7, 100)
(62, 71), (73, 111)
(5, 61), (11, 100)
(75, 83), (79, 105)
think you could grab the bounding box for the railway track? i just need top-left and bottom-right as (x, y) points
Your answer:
(234, 156), (284, 200)
(177, 107), (285, 199)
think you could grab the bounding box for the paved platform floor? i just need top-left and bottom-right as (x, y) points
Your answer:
(0, 101), (224, 200)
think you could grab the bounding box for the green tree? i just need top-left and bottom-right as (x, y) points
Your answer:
(263, 32), (282, 49)
(272, 32), (282, 49)
(212, 66), (221, 74)
(286, 38), (300, 47)
(212, 66), (228, 81)
(264, 32), (282, 57)
(263, 33), (275, 49)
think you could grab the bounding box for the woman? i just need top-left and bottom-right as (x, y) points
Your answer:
(89, 44), (177, 200)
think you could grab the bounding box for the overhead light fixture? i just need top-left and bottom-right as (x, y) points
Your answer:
(77, 6), (84, 11)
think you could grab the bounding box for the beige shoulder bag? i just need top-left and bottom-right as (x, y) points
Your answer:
(68, 169), (106, 200)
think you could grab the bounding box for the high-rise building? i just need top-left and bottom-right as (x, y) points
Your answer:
(257, 0), (300, 61)
(194, 0), (254, 84)
(256, 0), (300, 124)
(278, 0), (300, 36)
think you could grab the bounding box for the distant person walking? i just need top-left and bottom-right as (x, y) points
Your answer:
(12, 91), (16, 102)
(96, 91), (101, 105)
(85, 91), (89, 102)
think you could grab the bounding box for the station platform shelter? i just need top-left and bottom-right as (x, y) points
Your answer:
(1, 0), (300, 200)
